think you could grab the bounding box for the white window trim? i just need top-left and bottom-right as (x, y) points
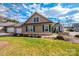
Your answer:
(28, 25), (34, 32)
(33, 17), (40, 23)
(7, 27), (15, 32)
(44, 25), (49, 32)
(16, 28), (22, 33)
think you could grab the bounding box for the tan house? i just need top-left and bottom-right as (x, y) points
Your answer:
(21, 12), (63, 36)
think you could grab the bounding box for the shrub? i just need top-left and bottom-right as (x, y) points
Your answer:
(75, 35), (79, 38)
(13, 33), (17, 36)
(55, 36), (64, 40)
(62, 32), (69, 35)
(67, 29), (74, 32)
(55, 35), (71, 41)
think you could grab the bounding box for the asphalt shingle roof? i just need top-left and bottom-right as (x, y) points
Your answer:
(0, 22), (15, 27)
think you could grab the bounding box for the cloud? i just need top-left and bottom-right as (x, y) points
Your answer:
(59, 8), (79, 17)
(44, 3), (70, 18)
(0, 3), (79, 23)
(0, 4), (9, 13)
(22, 3), (49, 17)
(72, 13), (79, 22)
(22, 4), (28, 9)
(43, 3), (79, 19)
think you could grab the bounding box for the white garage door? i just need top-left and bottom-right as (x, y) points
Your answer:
(16, 28), (22, 33)
(7, 27), (15, 32)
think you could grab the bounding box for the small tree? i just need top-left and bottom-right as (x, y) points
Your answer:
(5, 18), (19, 23)
(65, 16), (74, 27)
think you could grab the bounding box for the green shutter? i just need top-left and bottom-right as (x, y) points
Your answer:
(42, 25), (44, 32)
(26, 26), (28, 32)
(33, 26), (35, 32)
(49, 25), (51, 32)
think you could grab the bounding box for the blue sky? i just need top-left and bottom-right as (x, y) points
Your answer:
(0, 3), (79, 25)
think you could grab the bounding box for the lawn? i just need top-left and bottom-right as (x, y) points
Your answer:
(0, 37), (79, 56)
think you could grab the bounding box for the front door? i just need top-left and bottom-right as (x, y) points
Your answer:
(35, 25), (42, 33)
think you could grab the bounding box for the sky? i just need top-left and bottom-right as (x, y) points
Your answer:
(0, 3), (79, 25)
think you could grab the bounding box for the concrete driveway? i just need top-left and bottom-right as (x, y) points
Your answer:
(0, 33), (13, 36)
(69, 32), (79, 36)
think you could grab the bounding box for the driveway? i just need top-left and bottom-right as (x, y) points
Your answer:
(0, 33), (13, 36)
(67, 35), (79, 43)
(69, 32), (79, 36)
(63, 32), (79, 43)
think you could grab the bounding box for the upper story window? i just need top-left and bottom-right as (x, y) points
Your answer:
(33, 17), (39, 23)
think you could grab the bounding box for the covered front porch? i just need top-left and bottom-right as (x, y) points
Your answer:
(22, 32), (53, 37)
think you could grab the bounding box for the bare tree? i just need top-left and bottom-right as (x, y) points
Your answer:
(65, 16), (74, 27)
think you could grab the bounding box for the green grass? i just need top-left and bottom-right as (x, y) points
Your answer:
(0, 37), (79, 56)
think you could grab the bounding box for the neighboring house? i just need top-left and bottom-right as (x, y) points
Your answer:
(0, 22), (15, 33)
(0, 12), (64, 36)
(72, 23), (79, 32)
(0, 15), (22, 34)
(0, 22), (22, 34)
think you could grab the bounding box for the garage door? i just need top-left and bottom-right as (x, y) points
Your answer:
(7, 27), (15, 32)
(16, 28), (22, 34)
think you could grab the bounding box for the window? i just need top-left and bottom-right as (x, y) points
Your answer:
(7, 27), (14, 32)
(44, 25), (49, 31)
(27, 25), (35, 32)
(42, 25), (49, 32)
(33, 17), (39, 23)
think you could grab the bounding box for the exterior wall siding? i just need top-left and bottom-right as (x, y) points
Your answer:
(24, 23), (54, 33)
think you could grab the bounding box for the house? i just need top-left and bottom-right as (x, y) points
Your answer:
(21, 12), (64, 36)
(72, 23), (79, 32)
(0, 12), (64, 36)
(0, 22), (14, 32)
(0, 16), (23, 34)
(0, 22), (23, 33)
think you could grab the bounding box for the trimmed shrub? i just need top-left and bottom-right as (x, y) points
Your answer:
(67, 29), (74, 32)
(62, 32), (69, 35)
(75, 35), (79, 38)
(55, 35), (71, 41)
(13, 33), (17, 36)
(55, 36), (64, 40)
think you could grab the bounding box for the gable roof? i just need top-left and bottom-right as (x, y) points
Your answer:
(54, 22), (62, 26)
(0, 22), (23, 27)
(0, 22), (15, 27)
(24, 12), (54, 24)
(15, 23), (24, 27)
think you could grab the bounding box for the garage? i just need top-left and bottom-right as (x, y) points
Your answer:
(7, 27), (15, 33)
(16, 28), (22, 34)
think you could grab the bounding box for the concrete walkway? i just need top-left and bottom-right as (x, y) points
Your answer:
(69, 32), (79, 36)
(68, 32), (79, 43)
(63, 34), (79, 44)
(68, 36), (79, 44)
